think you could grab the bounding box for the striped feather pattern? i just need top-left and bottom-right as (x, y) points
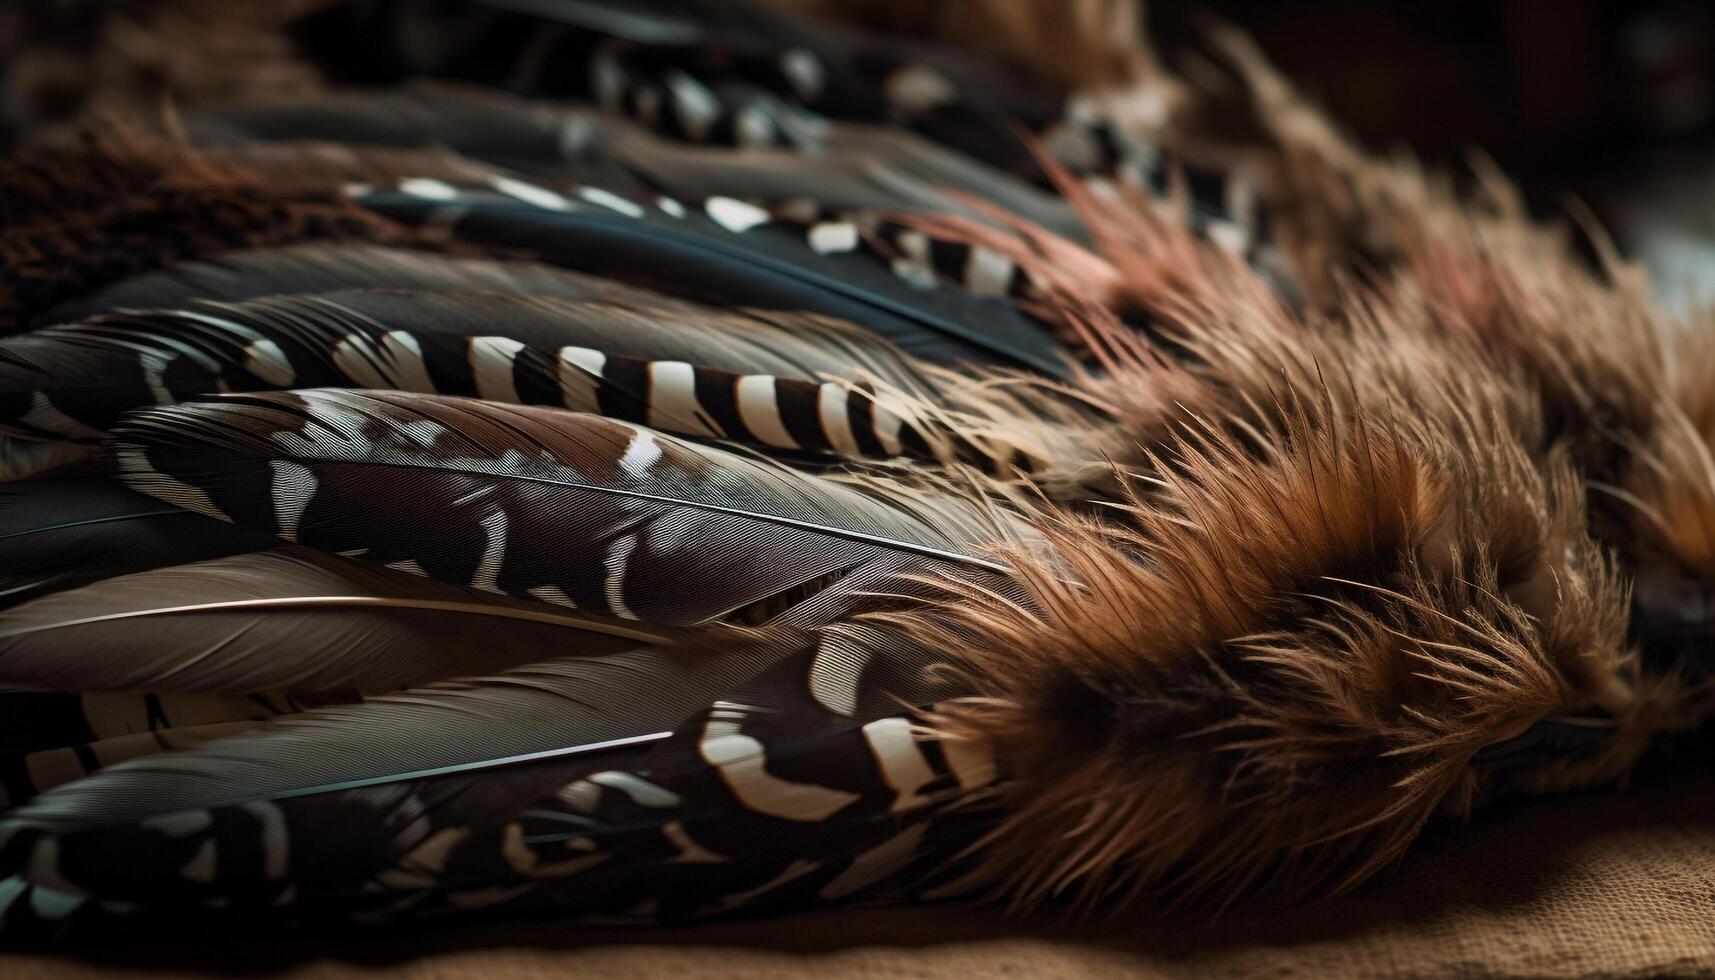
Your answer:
(109, 389), (1004, 624)
(3, 290), (963, 461)
(0, 0), (1409, 946)
(0, 625), (1001, 938)
(359, 186), (1070, 374)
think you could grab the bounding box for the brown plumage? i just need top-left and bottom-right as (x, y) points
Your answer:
(0, 130), (420, 332)
(908, 332), (1674, 915)
(0, 0), (1711, 943)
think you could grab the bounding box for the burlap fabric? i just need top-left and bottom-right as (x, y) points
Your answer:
(7, 758), (1712, 979)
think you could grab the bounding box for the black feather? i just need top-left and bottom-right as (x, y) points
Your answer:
(360, 192), (1069, 374)
(111, 389), (1006, 624)
(42, 244), (695, 326)
(0, 481), (275, 610)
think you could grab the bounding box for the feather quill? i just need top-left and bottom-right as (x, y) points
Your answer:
(358, 188), (1069, 375)
(3, 290), (946, 453)
(0, 546), (665, 694)
(110, 389), (1004, 625)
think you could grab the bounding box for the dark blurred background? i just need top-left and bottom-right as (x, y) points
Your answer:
(1151, 0), (1715, 307)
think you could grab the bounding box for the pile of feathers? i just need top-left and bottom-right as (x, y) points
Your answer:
(0, 0), (1711, 941)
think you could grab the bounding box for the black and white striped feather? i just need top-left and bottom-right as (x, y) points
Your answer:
(3, 290), (960, 460)
(110, 388), (1006, 625)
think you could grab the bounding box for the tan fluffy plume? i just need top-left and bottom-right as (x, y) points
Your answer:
(906, 369), (1673, 914)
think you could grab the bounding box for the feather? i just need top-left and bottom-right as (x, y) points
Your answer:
(190, 86), (1085, 237)
(110, 388), (1005, 625)
(2, 290), (969, 464)
(0, 690), (336, 760)
(0, 438), (98, 483)
(360, 190), (1069, 374)
(0, 134), (413, 335)
(0, 546), (666, 695)
(1, 720), (262, 809)
(0, 618), (997, 934)
(43, 243), (702, 325)
(0, 480), (275, 609)
(290, 0), (1060, 168)
(189, 85), (620, 185)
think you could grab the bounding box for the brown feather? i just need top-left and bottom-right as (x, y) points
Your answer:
(900, 370), (1668, 915)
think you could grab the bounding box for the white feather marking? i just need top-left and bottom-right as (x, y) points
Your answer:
(576, 185), (646, 218)
(617, 427), (662, 478)
(885, 64), (956, 115)
(555, 780), (601, 813)
(734, 375), (798, 448)
(704, 196), (772, 233)
(114, 445), (227, 520)
(779, 48), (824, 101)
(399, 177), (460, 201)
(1206, 217), (1251, 256)
(656, 196), (687, 218)
(556, 345), (606, 412)
(734, 103), (775, 147)
(896, 230), (931, 264)
(807, 632), (865, 717)
(587, 771), (682, 807)
(890, 257), (938, 289)
(139, 358), (174, 406)
(470, 508), (508, 593)
(491, 176), (571, 211)
(963, 245), (1016, 297)
(242, 339), (295, 386)
(395, 419), (450, 449)
(269, 459), (316, 542)
(939, 736), (998, 789)
(699, 717), (860, 821)
(816, 384), (862, 456)
(807, 221), (859, 254)
(647, 360), (720, 437)
(664, 69), (720, 140)
(469, 335), (526, 403)
(862, 717), (937, 813)
(331, 330), (435, 392)
(868, 390), (909, 457)
(526, 584), (577, 608)
(602, 533), (638, 620)
(889, 230), (937, 289)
